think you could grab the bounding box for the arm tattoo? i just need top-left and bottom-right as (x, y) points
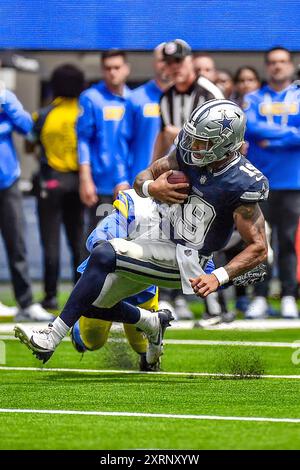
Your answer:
(224, 203), (267, 280)
(234, 204), (261, 223)
(151, 151), (179, 179)
(133, 150), (178, 197)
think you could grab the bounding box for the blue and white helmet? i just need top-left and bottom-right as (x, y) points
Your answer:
(178, 99), (246, 167)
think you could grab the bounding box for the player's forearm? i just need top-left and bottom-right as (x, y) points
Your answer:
(134, 152), (180, 198)
(223, 242), (268, 280)
(1, 92), (32, 134)
(79, 163), (93, 182)
(223, 203), (268, 281)
(0, 120), (13, 136)
(216, 203), (268, 280)
(265, 131), (300, 149)
(246, 120), (297, 141)
(134, 168), (155, 197)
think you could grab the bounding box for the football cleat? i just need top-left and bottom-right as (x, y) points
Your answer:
(139, 353), (161, 372)
(158, 300), (177, 320)
(145, 309), (174, 365)
(14, 323), (56, 363)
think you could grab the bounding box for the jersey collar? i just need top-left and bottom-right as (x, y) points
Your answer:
(212, 154), (241, 176)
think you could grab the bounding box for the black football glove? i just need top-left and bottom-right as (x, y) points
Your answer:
(230, 263), (267, 287)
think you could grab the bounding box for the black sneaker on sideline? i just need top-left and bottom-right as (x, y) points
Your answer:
(41, 297), (59, 310)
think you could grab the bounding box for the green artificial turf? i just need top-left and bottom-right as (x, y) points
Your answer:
(1, 326), (300, 450)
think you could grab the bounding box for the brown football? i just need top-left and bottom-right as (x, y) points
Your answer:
(167, 170), (190, 194)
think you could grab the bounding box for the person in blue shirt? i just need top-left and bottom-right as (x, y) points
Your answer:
(118, 43), (171, 185)
(77, 50), (131, 232)
(0, 86), (53, 321)
(244, 47), (300, 319)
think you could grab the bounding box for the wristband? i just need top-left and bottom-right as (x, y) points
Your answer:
(141, 180), (154, 197)
(212, 267), (229, 286)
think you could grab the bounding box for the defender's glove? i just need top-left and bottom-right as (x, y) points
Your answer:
(231, 264), (267, 287)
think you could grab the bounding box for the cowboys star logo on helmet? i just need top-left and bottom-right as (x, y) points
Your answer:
(177, 99), (246, 167)
(213, 111), (236, 135)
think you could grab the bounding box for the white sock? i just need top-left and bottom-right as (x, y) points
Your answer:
(52, 317), (70, 346)
(135, 308), (158, 334)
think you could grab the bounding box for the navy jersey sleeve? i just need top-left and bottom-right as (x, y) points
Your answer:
(228, 160), (269, 210)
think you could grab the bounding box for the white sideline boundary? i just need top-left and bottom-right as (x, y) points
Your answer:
(166, 339), (300, 348)
(1, 365), (300, 380)
(0, 407), (299, 424)
(0, 334), (300, 349)
(1, 319), (300, 333)
(1, 334), (300, 348)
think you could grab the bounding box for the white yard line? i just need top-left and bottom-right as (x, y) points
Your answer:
(0, 335), (70, 342)
(166, 339), (300, 348)
(1, 319), (300, 333)
(1, 334), (300, 348)
(0, 407), (299, 424)
(1, 365), (300, 380)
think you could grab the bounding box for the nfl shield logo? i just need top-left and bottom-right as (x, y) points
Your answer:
(184, 249), (192, 257)
(200, 175), (207, 185)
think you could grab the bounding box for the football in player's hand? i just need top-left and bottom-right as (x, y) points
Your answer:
(167, 171), (190, 194)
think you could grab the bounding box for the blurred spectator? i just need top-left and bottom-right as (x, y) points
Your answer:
(0, 81), (53, 320)
(27, 64), (85, 310)
(244, 47), (300, 319)
(233, 66), (260, 106)
(153, 40), (221, 161)
(77, 50), (131, 232)
(118, 43), (172, 185)
(216, 69), (235, 99)
(193, 53), (224, 99)
(193, 53), (217, 83)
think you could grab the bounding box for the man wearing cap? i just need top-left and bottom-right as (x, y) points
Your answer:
(153, 39), (222, 160)
(117, 43), (172, 187)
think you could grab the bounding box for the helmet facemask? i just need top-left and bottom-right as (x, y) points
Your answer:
(179, 129), (221, 167)
(178, 100), (246, 168)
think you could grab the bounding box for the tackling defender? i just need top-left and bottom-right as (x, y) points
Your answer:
(72, 190), (160, 371)
(71, 189), (214, 370)
(14, 99), (269, 367)
(71, 189), (264, 366)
